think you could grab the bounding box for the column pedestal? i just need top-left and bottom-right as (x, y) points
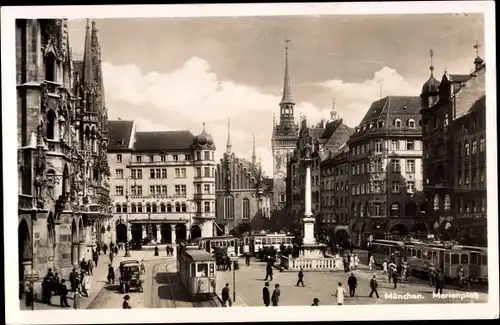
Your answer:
(302, 163), (316, 245)
(78, 242), (86, 263)
(156, 224), (162, 243)
(72, 243), (79, 265)
(171, 224), (176, 244)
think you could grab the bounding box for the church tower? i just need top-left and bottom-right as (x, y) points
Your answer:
(271, 39), (299, 210)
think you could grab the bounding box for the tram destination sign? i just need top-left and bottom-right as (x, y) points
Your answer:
(24, 269), (40, 282)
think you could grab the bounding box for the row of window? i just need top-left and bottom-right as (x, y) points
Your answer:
(322, 163), (348, 177)
(292, 174), (320, 188)
(116, 166), (216, 180)
(322, 196), (349, 208)
(115, 151), (214, 164)
(321, 213), (349, 225)
(392, 118), (417, 129)
(321, 181), (349, 192)
(351, 159), (418, 176)
(457, 137), (486, 157)
(115, 184), (187, 196)
(350, 181), (416, 196)
(114, 201), (214, 213)
(350, 139), (418, 157)
(456, 167), (486, 186)
(457, 197), (487, 214)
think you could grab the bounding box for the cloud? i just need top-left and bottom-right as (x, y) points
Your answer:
(102, 59), (419, 176)
(311, 66), (421, 126)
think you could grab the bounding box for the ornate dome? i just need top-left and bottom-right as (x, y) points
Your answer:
(194, 123), (214, 146)
(421, 66), (440, 94)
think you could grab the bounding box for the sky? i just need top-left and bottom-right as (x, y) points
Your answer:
(67, 14), (484, 176)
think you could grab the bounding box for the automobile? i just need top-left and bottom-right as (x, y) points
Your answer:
(119, 260), (144, 293)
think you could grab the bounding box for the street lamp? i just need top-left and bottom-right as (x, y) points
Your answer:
(124, 176), (132, 257)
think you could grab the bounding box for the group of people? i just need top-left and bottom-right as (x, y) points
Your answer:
(342, 251), (360, 272)
(428, 263), (446, 294)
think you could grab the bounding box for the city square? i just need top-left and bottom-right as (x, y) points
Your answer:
(11, 8), (493, 315)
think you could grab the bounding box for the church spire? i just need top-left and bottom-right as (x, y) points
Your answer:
(252, 133), (257, 166)
(82, 19), (94, 96)
(280, 38), (294, 105)
(429, 48), (435, 76)
(226, 118), (232, 154)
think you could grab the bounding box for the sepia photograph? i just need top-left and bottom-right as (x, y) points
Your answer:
(2, 2), (498, 324)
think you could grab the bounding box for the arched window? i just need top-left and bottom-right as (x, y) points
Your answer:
(181, 203), (187, 212)
(408, 119), (416, 128)
(45, 52), (56, 82)
(433, 194), (439, 211)
(146, 203), (151, 213)
(242, 198), (250, 219)
(390, 202), (400, 217)
(46, 110), (56, 140)
(131, 203), (136, 213)
(122, 203), (127, 213)
(152, 203), (157, 213)
(160, 203), (166, 212)
(175, 202), (181, 212)
(394, 119), (402, 128)
(115, 203), (121, 213)
(444, 194), (451, 211)
(137, 203), (143, 213)
(224, 195), (234, 219)
(167, 203), (172, 212)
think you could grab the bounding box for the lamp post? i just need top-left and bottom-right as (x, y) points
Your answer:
(124, 176), (131, 257)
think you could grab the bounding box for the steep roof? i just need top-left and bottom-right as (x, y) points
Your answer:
(108, 120), (134, 150)
(358, 96), (421, 125)
(467, 95), (486, 114)
(134, 131), (195, 152)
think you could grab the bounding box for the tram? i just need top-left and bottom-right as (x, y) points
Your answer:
(194, 236), (240, 256)
(176, 243), (217, 299)
(405, 241), (446, 278)
(250, 234), (294, 253)
(369, 239), (406, 267)
(457, 245), (488, 283)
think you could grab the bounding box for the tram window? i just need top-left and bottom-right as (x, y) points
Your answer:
(417, 250), (421, 258)
(470, 253), (478, 265)
(286, 238), (291, 244)
(272, 238), (277, 245)
(422, 250), (427, 259)
(209, 263), (215, 275)
(191, 263), (196, 277)
(255, 239), (262, 245)
(451, 254), (459, 264)
(197, 263), (209, 277)
(460, 254), (469, 264)
(229, 240), (233, 247)
(223, 241), (227, 247)
(444, 254), (450, 264)
(481, 254), (487, 266)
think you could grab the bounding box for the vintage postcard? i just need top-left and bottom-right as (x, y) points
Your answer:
(2, 2), (498, 324)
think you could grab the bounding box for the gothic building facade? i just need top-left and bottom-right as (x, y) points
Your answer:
(420, 49), (486, 246)
(17, 19), (111, 298)
(215, 124), (274, 235)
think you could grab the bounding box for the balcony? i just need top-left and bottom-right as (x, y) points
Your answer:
(194, 211), (216, 219)
(127, 160), (193, 167)
(128, 194), (187, 200)
(193, 176), (215, 183)
(193, 193), (216, 200)
(125, 213), (191, 222)
(82, 112), (99, 124)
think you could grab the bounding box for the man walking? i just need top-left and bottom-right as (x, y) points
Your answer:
(271, 283), (280, 306)
(392, 271), (399, 289)
(428, 263), (436, 287)
(88, 259), (95, 275)
(435, 269), (444, 295)
(369, 275), (380, 298)
(59, 279), (70, 307)
(347, 272), (357, 297)
(221, 283), (232, 307)
(335, 282), (346, 305)
(262, 282), (270, 306)
(265, 263), (273, 281)
(296, 268), (305, 287)
(69, 268), (78, 298)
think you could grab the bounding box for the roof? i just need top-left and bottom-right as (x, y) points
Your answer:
(120, 260), (139, 266)
(468, 95), (486, 114)
(184, 249), (214, 261)
(358, 96), (421, 126)
(134, 130), (195, 152)
(447, 74), (471, 83)
(108, 120), (134, 150)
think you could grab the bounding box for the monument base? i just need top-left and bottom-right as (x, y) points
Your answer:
(300, 243), (326, 258)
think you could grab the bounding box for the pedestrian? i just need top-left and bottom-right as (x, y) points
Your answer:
(79, 259), (87, 273)
(435, 269), (444, 295)
(93, 250), (99, 267)
(88, 259), (95, 275)
(154, 245), (159, 256)
(369, 275), (380, 298)
(265, 263), (273, 281)
(387, 263), (394, 283)
(81, 271), (91, 297)
(368, 255), (374, 271)
(382, 260), (388, 274)
(25, 283), (34, 308)
(428, 263), (436, 287)
(109, 251), (114, 264)
(122, 295), (132, 309)
(59, 279), (70, 307)
(72, 285), (82, 309)
(221, 283), (232, 307)
(114, 246), (118, 256)
(166, 245), (169, 256)
(69, 268), (78, 298)
(311, 298), (319, 306)
(354, 254), (359, 270)
(347, 272), (357, 297)
(140, 259), (146, 274)
(296, 268), (305, 287)
(245, 253), (250, 266)
(334, 282), (346, 305)
(262, 282), (270, 306)
(271, 284), (280, 306)
(392, 271), (399, 289)
(107, 264), (115, 284)
(42, 277), (52, 304)
(51, 272), (60, 296)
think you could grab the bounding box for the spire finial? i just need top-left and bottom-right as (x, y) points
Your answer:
(86, 19), (90, 28)
(91, 19), (97, 31)
(280, 37), (294, 105)
(252, 133), (257, 166)
(429, 48), (435, 75)
(226, 118), (232, 154)
(202, 122), (206, 132)
(330, 97), (338, 121)
(473, 40), (481, 57)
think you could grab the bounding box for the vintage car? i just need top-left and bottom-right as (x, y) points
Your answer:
(119, 260), (144, 293)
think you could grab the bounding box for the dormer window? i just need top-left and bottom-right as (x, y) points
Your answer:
(408, 119), (416, 128)
(377, 121), (383, 128)
(116, 139), (124, 146)
(394, 119), (402, 128)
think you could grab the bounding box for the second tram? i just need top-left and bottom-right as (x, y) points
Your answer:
(177, 243), (217, 299)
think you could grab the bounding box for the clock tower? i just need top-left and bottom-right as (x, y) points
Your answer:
(271, 38), (299, 210)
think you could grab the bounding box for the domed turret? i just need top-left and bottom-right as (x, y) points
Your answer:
(194, 122), (214, 146)
(421, 49), (440, 109)
(421, 70), (440, 94)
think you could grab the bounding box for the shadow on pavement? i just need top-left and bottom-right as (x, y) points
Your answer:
(156, 271), (192, 304)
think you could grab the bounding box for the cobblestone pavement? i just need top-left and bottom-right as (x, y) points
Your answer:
(215, 258), (489, 307)
(19, 249), (176, 311)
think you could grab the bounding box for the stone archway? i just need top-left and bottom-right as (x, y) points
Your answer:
(116, 222), (127, 243)
(131, 224), (142, 243)
(190, 225), (202, 240)
(390, 223), (409, 235)
(175, 224), (187, 243)
(18, 219), (31, 285)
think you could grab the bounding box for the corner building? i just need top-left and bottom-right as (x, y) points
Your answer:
(420, 53), (486, 245)
(347, 96), (425, 246)
(108, 121), (216, 244)
(17, 19), (111, 297)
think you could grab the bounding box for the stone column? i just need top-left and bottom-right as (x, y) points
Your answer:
(171, 224), (176, 244)
(127, 223), (131, 242)
(142, 225), (147, 240)
(78, 242), (86, 262)
(72, 243), (79, 265)
(303, 162), (316, 245)
(156, 224), (162, 243)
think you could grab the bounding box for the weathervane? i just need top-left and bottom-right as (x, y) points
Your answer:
(473, 40), (481, 57)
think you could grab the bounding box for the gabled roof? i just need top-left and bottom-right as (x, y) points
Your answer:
(359, 96), (421, 125)
(468, 95), (486, 114)
(446, 74), (471, 83)
(134, 131), (195, 152)
(108, 120), (134, 150)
